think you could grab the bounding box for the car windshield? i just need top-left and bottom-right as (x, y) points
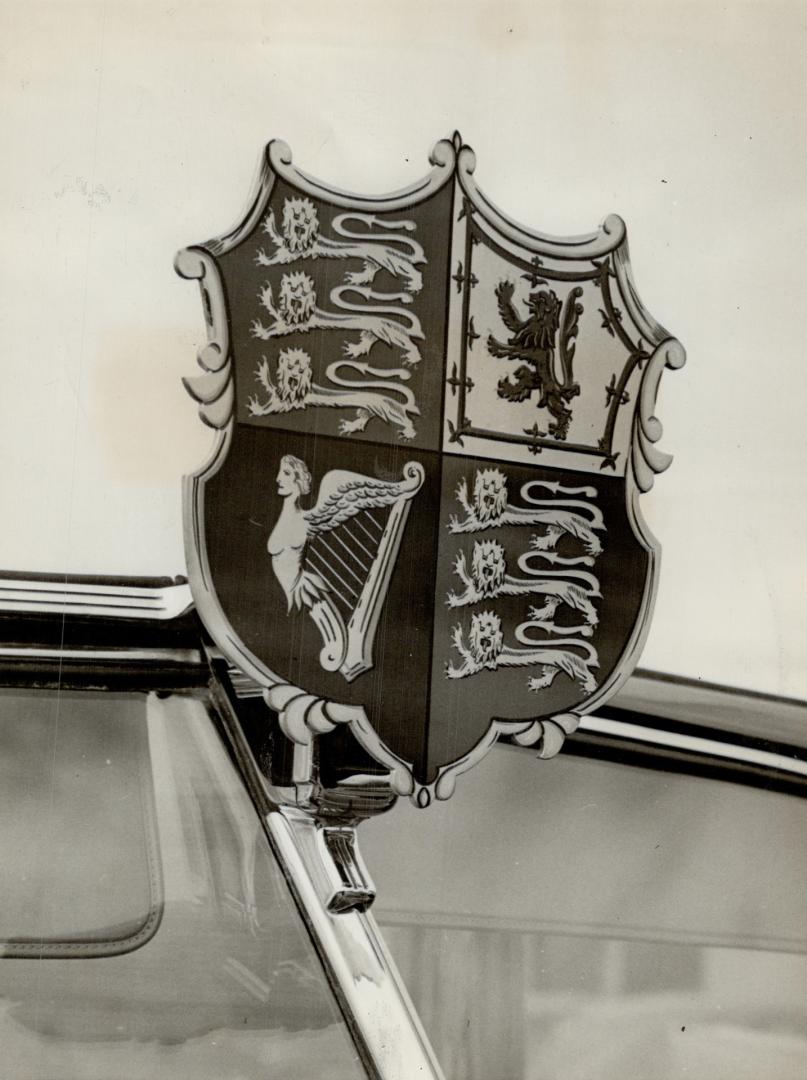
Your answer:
(0, 688), (365, 1080)
(363, 744), (807, 1080)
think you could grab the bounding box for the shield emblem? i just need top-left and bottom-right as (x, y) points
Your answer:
(176, 133), (685, 805)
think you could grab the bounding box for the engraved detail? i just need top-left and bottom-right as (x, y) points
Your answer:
(630, 338), (687, 492)
(453, 260), (478, 292)
(453, 261), (465, 293)
(447, 362), (474, 397)
(267, 456), (424, 681)
(446, 417), (472, 445)
(443, 470), (604, 695)
(605, 373), (630, 406)
(448, 470), (603, 551)
(488, 282), (584, 440)
(521, 255), (546, 288)
(599, 305), (623, 336)
(256, 197), (425, 295)
(175, 249), (235, 429)
(446, 611), (598, 692)
(523, 422), (548, 453)
(446, 542), (600, 631)
(247, 347), (419, 440)
(251, 274), (424, 367)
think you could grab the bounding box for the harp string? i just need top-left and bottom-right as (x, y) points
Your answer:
(340, 521), (375, 562)
(305, 505), (390, 617)
(353, 516), (381, 548)
(330, 530), (372, 579)
(305, 545), (355, 609)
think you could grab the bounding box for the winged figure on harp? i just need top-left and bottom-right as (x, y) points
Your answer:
(267, 455), (424, 681)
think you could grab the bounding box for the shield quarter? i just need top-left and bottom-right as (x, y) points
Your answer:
(176, 133), (685, 806)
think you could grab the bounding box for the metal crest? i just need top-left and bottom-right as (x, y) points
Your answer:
(177, 133), (685, 806)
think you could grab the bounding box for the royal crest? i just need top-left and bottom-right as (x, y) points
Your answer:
(177, 133), (685, 805)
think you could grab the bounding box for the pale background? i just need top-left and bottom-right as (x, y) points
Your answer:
(0, 0), (804, 698)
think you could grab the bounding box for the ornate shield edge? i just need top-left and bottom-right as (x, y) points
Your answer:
(176, 135), (685, 806)
(424, 143), (685, 801)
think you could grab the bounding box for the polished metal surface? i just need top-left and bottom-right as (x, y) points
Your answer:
(209, 676), (445, 1078)
(580, 714), (807, 779)
(0, 578), (193, 620)
(268, 807), (445, 1080)
(0, 645), (202, 664)
(609, 668), (807, 749)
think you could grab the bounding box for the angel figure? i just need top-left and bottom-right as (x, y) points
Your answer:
(266, 454), (424, 679)
(267, 455), (326, 611)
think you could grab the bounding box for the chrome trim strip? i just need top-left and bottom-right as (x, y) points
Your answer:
(580, 715), (807, 779)
(611, 669), (807, 748)
(0, 646), (203, 664)
(0, 580), (193, 620)
(267, 808), (445, 1080)
(373, 907), (807, 955)
(210, 679), (444, 1078)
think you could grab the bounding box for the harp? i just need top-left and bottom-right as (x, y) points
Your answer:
(303, 461), (425, 682)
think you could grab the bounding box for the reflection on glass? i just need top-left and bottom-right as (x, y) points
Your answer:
(0, 690), (365, 1080)
(381, 925), (807, 1080)
(364, 747), (807, 1080)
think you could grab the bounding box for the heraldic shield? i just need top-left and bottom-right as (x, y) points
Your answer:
(176, 133), (685, 806)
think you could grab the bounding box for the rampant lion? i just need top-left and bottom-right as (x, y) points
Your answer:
(251, 273), (424, 367)
(445, 610), (599, 691)
(255, 197), (426, 294)
(488, 281), (583, 441)
(246, 347), (420, 440)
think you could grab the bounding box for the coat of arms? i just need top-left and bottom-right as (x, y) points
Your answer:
(177, 134), (685, 806)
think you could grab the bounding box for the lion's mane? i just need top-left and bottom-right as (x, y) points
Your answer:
(469, 611), (504, 665)
(282, 197), (319, 254)
(473, 468), (508, 522)
(279, 271), (317, 325)
(276, 347), (313, 406)
(471, 540), (506, 595)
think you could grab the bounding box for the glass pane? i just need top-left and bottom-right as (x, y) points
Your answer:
(0, 689), (365, 1080)
(0, 692), (160, 955)
(363, 746), (807, 1080)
